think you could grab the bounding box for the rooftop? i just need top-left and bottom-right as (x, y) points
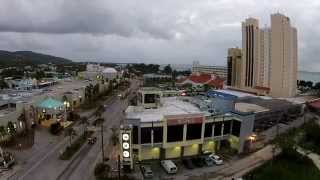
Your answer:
(126, 97), (202, 122)
(235, 102), (269, 113)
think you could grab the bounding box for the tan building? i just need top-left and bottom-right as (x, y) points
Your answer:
(229, 13), (297, 97)
(269, 13), (298, 97)
(227, 48), (242, 87)
(241, 18), (261, 88)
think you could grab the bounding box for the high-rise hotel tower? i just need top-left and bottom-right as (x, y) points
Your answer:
(228, 13), (297, 98)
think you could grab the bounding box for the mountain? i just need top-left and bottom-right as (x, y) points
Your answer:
(0, 50), (73, 67)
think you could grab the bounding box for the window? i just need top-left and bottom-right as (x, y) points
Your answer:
(141, 127), (152, 144)
(204, 123), (213, 137)
(132, 126), (139, 144)
(144, 94), (155, 103)
(214, 122), (222, 136)
(187, 124), (202, 140)
(153, 127), (163, 143)
(167, 125), (183, 142)
(232, 120), (241, 137)
(223, 121), (231, 135)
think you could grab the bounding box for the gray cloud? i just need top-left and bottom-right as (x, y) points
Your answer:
(0, 0), (319, 71)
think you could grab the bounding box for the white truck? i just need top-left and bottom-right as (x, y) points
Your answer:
(161, 160), (178, 174)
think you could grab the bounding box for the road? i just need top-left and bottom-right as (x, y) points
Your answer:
(6, 79), (139, 180)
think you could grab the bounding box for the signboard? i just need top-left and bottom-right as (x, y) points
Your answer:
(166, 115), (203, 126)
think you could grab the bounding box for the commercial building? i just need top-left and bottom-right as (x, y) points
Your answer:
(229, 13), (298, 98)
(192, 61), (227, 79)
(120, 88), (257, 169)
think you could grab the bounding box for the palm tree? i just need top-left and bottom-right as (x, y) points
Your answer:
(65, 127), (76, 146)
(80, 116), (89, 135)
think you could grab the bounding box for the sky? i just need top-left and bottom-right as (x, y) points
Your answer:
(0, 0), (319, 71)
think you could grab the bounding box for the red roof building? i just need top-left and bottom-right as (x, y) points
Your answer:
(176, 73), (224, 89)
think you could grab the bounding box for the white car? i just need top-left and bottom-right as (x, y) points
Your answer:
(209, 154), (223, 165)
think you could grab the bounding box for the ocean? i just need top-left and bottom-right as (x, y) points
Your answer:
(299, 71), (320, 83)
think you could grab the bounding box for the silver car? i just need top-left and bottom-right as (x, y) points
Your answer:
(140, 165), (153, 178)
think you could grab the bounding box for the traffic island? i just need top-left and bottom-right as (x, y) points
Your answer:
(59, 131), (94, 160)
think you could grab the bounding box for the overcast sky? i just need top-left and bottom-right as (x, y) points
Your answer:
(0, 0), (319, 71)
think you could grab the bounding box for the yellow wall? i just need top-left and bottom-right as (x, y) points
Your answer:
(184, 144), (199, 156)
(202, 141), (215, 153)
(165, 147), (181, 159)
(140, 147), (160, 160)
(229, 135), (240, 151)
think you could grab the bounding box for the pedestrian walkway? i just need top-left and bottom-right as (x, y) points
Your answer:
(297, 147), (320, 170)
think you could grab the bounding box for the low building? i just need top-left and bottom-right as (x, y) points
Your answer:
(192, 61), (227, 79)
(120, 88), (255, 169)
(78, 63), (121, 81)
(176, 73), (224, 89)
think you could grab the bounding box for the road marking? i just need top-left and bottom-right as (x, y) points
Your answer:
(18, 138), (68, 180)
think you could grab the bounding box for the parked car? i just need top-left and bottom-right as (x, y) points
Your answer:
(191, 157), (205, 167)
(0, 152), (15, 169)
(161, 160), (178, 174)
(140, 165), (153, 178)
(204, 156), (214, 166)
(88, 137), (97, 145)
(182, 158), (194, 169)
(209, 154), (223, 165)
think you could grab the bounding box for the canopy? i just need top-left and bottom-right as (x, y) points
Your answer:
(37, 97), (64, 109)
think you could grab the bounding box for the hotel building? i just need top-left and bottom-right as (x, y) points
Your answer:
(228, 13), (298, 98)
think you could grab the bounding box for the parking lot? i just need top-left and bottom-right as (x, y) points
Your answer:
(134, 153), (234, 180)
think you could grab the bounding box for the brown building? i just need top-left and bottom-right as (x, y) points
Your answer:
(227, 48), (242, 87)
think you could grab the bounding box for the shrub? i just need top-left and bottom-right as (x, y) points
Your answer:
(94, 163), (110, 180)
(50, 122), (62, 135)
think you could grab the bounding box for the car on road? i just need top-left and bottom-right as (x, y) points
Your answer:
(88, 137), (97, 145)
(191, 157), (205, 167)
(161, 160), (178, 174)
(140, 165), (153, 178)
(182, 158), (194, 169)
(209, 154), (223, 165)
(204, 156), (214, 166)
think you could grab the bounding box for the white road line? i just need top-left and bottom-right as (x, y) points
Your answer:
(18, 138), (68, 180)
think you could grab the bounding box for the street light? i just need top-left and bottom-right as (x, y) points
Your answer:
(64, 101), (70, 121)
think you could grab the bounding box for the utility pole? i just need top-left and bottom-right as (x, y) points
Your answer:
(118, 154), (121, 180)
(101, 124), (104, 163)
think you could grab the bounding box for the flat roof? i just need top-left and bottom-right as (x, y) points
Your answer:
(214, 89), (272, 99)
(125, 97), (202, 122)
(235, 102), (269, 113)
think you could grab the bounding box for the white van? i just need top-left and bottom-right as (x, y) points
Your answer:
(161, 160), (178, 174)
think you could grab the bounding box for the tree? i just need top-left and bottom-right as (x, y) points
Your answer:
(163, 64), (172, 75)
(7, 121), (16, 136)
(80, 116), (89, 135)
(64, 127), (76, 146)
(94, 162), (110, 180)
(0, 79), (8, 89)
(203, 84), (210, 92)
(306, 81), (313, 89)
(0, 126), (7, 139)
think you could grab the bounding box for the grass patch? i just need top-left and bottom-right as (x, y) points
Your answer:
(59, 131), (93, 160)
(244, 151), (320, 180)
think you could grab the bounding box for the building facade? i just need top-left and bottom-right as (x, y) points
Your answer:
(227, 48), (242, 87)
(120, 88), (256, 169)
(269, 13), (298, 97)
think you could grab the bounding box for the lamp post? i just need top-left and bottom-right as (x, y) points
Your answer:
(64, 101), (70, 121)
